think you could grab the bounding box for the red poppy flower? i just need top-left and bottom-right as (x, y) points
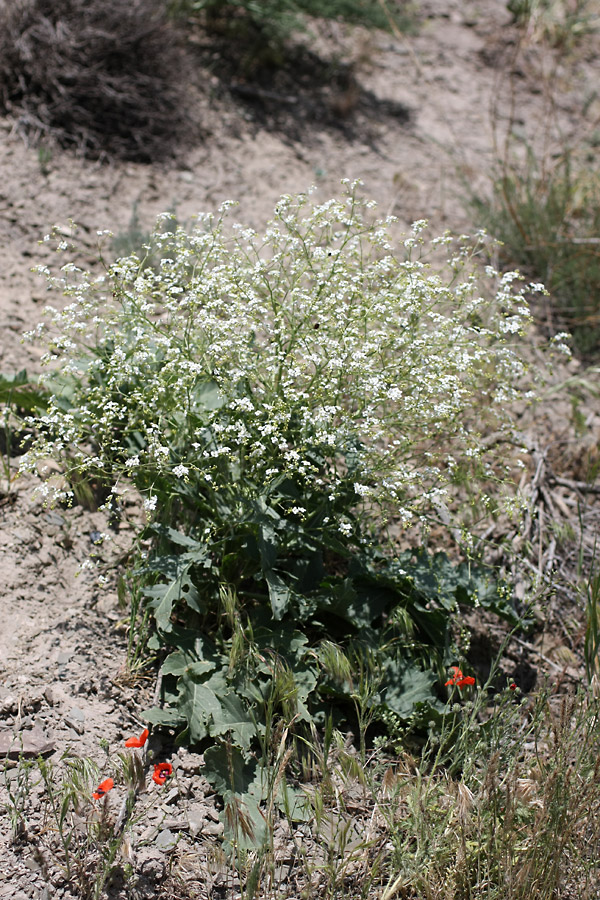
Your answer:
(125, 728), (149, 748)
(92, 777), (114, 800)
(152, 762), (173, 785)
(445, 666), (475, 689)
(509, 683), (517, 691)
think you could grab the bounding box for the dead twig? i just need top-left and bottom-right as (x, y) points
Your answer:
(548, 473), (600, 495)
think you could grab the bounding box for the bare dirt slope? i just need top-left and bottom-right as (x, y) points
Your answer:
(0, 1), (599, 897)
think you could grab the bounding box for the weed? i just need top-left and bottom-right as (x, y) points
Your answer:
(472, 148), (600, 356)
(23, 186), (547, 778)
(3, 731), (173, 900)
(37, 144), (53, 176)
(507, 0), (600, 48)
(168, 0), (415, 50)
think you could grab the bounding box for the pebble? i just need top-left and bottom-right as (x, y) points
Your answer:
(155, 828), (178, 852)
(161, 787), (180, 805)
(1, 695), (16, 714)
(63, 707), (85, 735)
(43, 686), (55, 706)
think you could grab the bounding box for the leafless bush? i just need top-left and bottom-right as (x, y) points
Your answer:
(0, 0), (191, 161)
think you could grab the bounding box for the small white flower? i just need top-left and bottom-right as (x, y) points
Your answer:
(290, 506), (306, 516)
(125, 456), (140, 468)
(172, 464), (189, 478)
(338, 522), (352, 536)
(143, 495), (158, 511)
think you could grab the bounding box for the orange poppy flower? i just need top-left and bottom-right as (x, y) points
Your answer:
(125, 728), (149, 748)
(92, 777), (114, 800)
(152, 762), (173, 785)
(445, 666), (475, 689)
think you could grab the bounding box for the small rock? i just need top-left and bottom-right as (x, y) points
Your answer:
(64, 708), (85, 735)
(187, 804), (210, 837)
(178, 751), (204, 773)
(23, 858), (42, 873)
(138, 825), (159, 843)
(43, 686), (55, 706)
(163, 817), (188, 830)
(155, 828), (178, 852)
(0, 728), (55, 759)
(57, 651), (72, 665)
(161, 787), (180, 805)
(138, 851), (166, 880)
(1, 695), (16, 714)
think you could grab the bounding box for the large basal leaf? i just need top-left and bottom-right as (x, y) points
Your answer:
(222, 791), (268, 851)
(382, 661), (441, 719)
(203, 744), (260, 798)
(177, 675), (223, 744)
(258, 521), (278, 571)
(192, 379), (223, 411)
(210, 692), (255, 750)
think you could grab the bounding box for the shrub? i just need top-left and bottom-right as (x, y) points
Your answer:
(0, 0), (189, 161)
(24, 184), (541, 763)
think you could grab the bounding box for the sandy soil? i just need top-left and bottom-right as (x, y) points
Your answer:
(1, 1), (599, 897)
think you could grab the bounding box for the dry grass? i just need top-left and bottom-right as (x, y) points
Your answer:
(0, 0), (192, 161)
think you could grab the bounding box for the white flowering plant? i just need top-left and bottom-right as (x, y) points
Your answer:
(24, 183), (538, 753)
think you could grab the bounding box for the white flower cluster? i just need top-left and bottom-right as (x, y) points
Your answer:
(22, 183), (541, 524)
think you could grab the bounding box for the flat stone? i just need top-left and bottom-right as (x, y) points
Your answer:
(0, 728), (55, 759)
(64, 708), (85, 734)
(161, 787), (179, 805)
(155, 828), (178, 852)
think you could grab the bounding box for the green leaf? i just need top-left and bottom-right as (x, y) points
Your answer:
(144, 563), (204, 632)
(193, 379), (223, 411)
(211, 692), (255, 750)
(264, 569), (291, 620)
(203, 744), (259, 798)
(178, 676), (222, 744)
(0, 370), (47, 412)
(161, 651), (216, 679)
(382, 662), (440, 719)
(141, 706), (184, 727)
(258, 522), (278, 570)
(221, 790), (268, 850)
